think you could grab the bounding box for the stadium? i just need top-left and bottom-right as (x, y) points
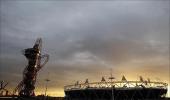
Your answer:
(64, 76), (168, 100)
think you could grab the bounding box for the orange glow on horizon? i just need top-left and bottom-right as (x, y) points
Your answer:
(35, 89), (65, 97)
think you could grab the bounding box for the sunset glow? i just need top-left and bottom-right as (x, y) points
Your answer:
(0, 0), (169, 98)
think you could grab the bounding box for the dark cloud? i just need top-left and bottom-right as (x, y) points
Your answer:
(0, 0), (169, 96)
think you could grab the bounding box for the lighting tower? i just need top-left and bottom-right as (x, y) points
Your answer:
(44, 73), (50, 97)
(14, 38), (49, 97)
(109, 69), (115, 100)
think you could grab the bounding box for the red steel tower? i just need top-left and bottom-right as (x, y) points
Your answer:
(14, 38), (49, 97)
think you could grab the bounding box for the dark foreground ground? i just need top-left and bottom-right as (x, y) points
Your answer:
(0, 97), (170, 100)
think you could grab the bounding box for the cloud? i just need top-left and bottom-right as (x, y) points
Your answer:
(0, 0), (169, 96)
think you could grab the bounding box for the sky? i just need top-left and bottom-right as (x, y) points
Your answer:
(0, 0), (169, 97)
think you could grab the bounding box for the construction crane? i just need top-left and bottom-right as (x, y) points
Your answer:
(13, 38), (49, 97)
